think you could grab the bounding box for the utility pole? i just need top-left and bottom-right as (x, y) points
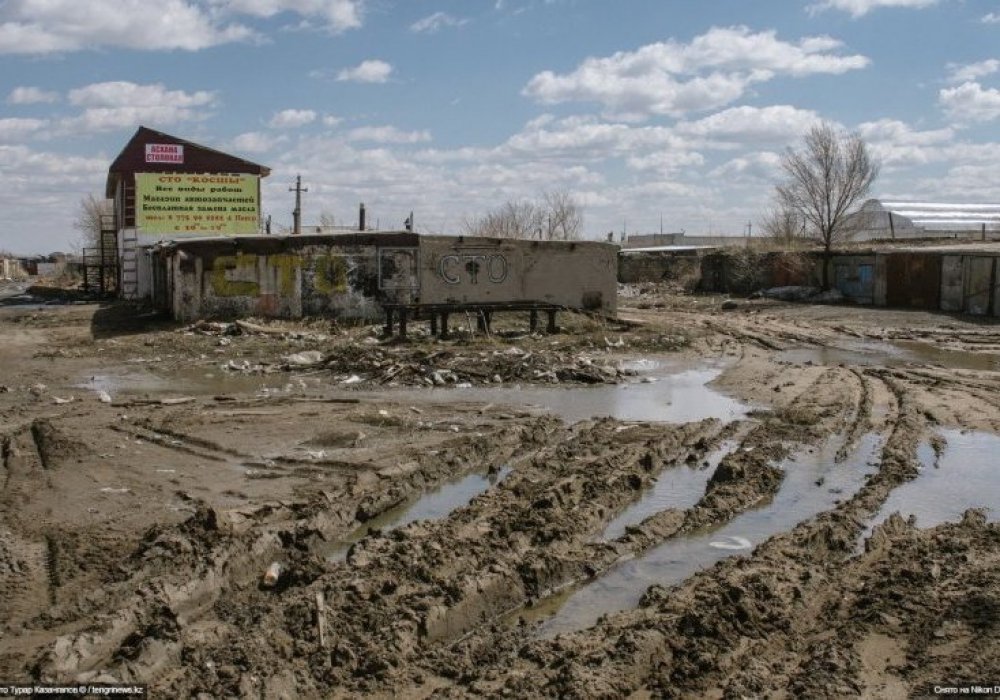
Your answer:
(290, 174), (307, 235)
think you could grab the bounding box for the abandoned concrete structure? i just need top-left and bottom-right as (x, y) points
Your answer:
(697, 243), (1000, 317)
(153, 233), (618, 334)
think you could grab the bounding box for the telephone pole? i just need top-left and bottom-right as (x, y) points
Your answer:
(290, 174), (307, 235)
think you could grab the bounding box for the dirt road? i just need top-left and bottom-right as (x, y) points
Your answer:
(1, 283), (997, 698)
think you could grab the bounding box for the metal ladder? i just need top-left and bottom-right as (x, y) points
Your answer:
(120, 228), (139, 300)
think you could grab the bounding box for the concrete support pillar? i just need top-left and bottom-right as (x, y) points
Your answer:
(398, 308), (408, 339)
(384, 308), (394, 337)
(547, 309), (557, 334)
(440, 313), (449, 339)
(529, 309), (538, 333)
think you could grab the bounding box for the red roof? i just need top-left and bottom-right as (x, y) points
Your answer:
(105, 126), (270, 197)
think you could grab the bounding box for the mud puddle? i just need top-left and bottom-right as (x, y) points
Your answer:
(861, 429), (1000, 543)
(780, 339), (999, 371)
(527, 433), (882, 637)
(599, 441), (738, 541)
(378, 358), (750, 424)
(75, 366), (311, 398)
(325, 466), (513, 562)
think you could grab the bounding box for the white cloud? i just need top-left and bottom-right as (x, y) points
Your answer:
(63, 81), (216, 132)
(336, 59), (393, 83)
(322, 115), (342, 127)
(268, 109), (317, 128)
(231, 131), (285, 153)
(347, 126), (431, 144)
(626, 150), (706, 174)
(0, 0), (254, 54)
(858, 119), (955, 165)
(0, 117), (48, 140)
(946, 59), (1000, 84)
(522, 27), (869, 119)
(0, 143), (111, 253)
(209, 0), (364, 33)
(983, 13), (1000, 24)
(709, 151), (783, 181)
(675, 105), (823, 142)
(809, 0), (938, 18)
(7, 86), (59, 104)
(939, 81), (1000, 122)
(410, 11), (467, 33)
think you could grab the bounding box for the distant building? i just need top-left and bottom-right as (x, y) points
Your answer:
(846, 199), (1000, 242)
(623, 233), (749, 249)
(105, 126), (271, 300)
(1, 256), (27, 280)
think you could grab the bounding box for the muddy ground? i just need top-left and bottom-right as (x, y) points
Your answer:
(1, 280), (998, 698)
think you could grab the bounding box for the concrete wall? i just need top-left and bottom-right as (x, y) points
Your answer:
(158, 234), (617, 321)
(417, 236), (617, 315)
(1, 258), (27, 280)
(618, 251), (702, 286)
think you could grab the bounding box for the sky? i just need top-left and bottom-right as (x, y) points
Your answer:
(1, 0), (999, 254)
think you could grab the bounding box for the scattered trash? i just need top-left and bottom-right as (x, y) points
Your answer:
(708, 536), (752, 550)
(52, 395), (75, 404)
(262, 561), (282, 588)
(29, 383), (47, 396)
(285, 350), (324, 366)
(96, 390), (112, 404)
(99, 487), (131, 494)
(341, 375), (363, 385)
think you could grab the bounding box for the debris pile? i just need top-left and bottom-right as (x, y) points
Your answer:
(322, 345), (631, 386)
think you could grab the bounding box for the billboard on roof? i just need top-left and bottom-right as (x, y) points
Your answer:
(136, 173), (259, 236)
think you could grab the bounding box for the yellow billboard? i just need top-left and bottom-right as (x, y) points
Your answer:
(136, 173), (259, 236)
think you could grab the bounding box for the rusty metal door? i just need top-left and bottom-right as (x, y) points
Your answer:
(885, 254), (941, 309)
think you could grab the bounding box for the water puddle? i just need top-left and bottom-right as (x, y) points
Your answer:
(76, 367), (304, 398)
(780, 339), (998, 372)
(524, 433), (882, 637)
(599, 441), (737, 541)
(379, 358), (751, 424)
(861, 429), (1000, 541)
(325, 466), (512, 562)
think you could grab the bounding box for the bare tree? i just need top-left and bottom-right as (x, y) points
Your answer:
(464, 191), (583, 240)
(73, 194), (112, 250)
(776, 122), (879, 288)
(464, 200), (542, 239)
(542, 190), (583, 240)
(319, 211), (337, 228)
(760, 203), (805, 248)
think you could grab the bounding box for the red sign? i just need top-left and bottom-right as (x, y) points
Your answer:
(145, 143), (184, 164)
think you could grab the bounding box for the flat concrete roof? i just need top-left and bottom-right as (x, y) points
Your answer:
(619, 245), (719, 254)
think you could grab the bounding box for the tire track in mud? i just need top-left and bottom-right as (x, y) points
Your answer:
(30, 420), (556, 687)
(435, 367), (931, 699)
(152, 418), (729, 697)
(360, 364), (899, 697)
(143, 367), (869, 696)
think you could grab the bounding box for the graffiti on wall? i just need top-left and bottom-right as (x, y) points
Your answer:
(378, 248), (419, 290)
(437, 251), (508, 286)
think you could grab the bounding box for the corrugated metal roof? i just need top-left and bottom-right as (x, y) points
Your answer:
(877, 200), (1000, 228)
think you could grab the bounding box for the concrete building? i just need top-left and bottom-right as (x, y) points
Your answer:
(1, 256), (27, 280)
(105, 126), (270, 300)
(152, 233), (618, 333)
